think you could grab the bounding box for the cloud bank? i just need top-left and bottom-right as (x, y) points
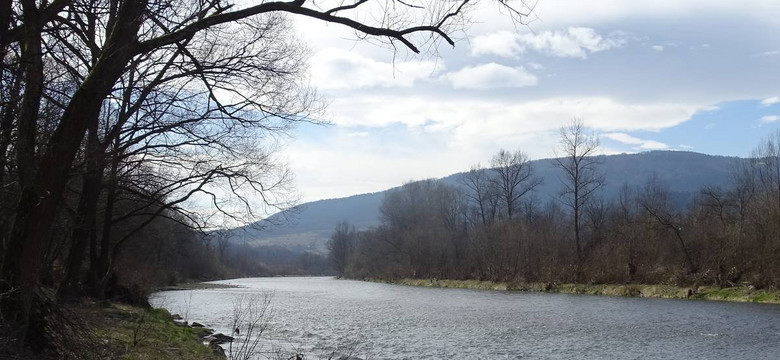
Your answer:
(471, 27), (627, 58)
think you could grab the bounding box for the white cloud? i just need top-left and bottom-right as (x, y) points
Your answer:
(680, 144), (694, 149)
(470, 30), (524, 57)
(443, 63), (538, 89)
(518, 27), (627, 58)
(651, 45), (664, 51)
(760, 115), (780, 124)
(757, 50), (780, 57)
(309, 48), (442, 90)
(328, 95), (703, 137)
(761, 97), (779, 106)
(346, 131), (369, 137)
(471, 27), (626, 58)
(603, 132), (670, 150)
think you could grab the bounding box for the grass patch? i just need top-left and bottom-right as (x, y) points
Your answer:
(396, 278), (510, 291)
(158, 282), (239, 291)
(692, 286), (780, 303)
(72, 301), (221, 360)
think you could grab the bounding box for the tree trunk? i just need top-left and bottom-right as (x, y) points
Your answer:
(0, 0), (45, 341)
(0, 0), (146, 343)
(574, 187), (583, 281)
(90, 135), (119, 299)
(671, 226), (697, 274)
(58, 124), (104, 301)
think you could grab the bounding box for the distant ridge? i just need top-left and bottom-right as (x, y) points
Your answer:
(229, 151), (743, 253)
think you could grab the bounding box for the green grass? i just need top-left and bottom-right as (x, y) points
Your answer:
(691, 286), (780, 303)
(367, 278), (780, 304)
(74, 302), (222, 360)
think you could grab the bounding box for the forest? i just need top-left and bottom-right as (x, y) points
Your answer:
(329, 123), (780, 289)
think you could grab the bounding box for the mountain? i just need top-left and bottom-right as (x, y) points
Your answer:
(228, 191), (385, 252)
(229, 151), (743, 253)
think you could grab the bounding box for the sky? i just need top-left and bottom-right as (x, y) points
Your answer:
(277, 0), (780, 202)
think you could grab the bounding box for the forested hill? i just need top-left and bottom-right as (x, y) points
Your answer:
(230, 151), (742, 252)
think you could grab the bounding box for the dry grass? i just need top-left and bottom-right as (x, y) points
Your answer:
(367, 278), (780, 304)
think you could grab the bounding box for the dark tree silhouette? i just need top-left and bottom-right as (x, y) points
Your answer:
(552, 118), (604, 277)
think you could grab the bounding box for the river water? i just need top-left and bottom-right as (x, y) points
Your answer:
(151, 277), (780, 359)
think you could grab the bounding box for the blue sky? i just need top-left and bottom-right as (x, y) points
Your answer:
(279, 0), (780, 201)
(613, 99), (780, 157)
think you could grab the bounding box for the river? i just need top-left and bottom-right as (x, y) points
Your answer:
(151, 277), (780, 359)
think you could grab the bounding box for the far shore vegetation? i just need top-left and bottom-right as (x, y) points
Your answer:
(363, 278), (780, 304)
(328, 127), (780, 302)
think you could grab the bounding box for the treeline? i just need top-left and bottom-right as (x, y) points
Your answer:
(105, 225), (331, 303)
(1, 173), (328, 303)
(223, 242), (332, 276)
(330, 127), (780, 289)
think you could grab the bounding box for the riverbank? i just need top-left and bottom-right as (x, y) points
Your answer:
(157, 281), (240, 291)
(66, 300), (223, 359)
(366, 278), (780, 304)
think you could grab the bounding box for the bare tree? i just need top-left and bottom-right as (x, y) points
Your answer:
(552, 118), (604, 274)
(215, 231), (232, 264)
(228, 293), (273, 360)
(490, 149), (542, 220)
(614, 183), (640, 281)
(327, 221), (356, 277)
(58, 11), (313, 300)
(638, 175), (697, 274)
(459, 164), (499, 227)
(378, 180), (465, 278)
(748, 130), (780, 223)
(0, 0), (536, 341)
(736, 130), (780, 285)
(337, 135), (780, 290)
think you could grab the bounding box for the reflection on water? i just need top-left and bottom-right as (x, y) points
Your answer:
(151, 277), (780, 359)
